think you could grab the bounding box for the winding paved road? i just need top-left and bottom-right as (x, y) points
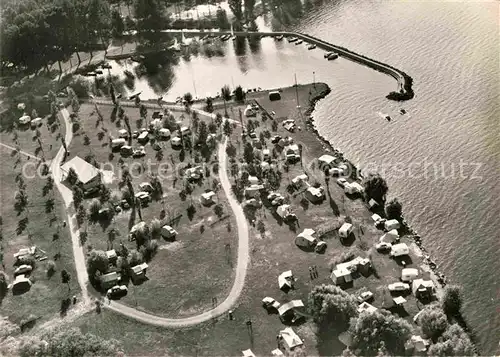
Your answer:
(53, 104), (249, 326)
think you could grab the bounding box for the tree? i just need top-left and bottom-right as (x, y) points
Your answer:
(134, 222), (150, 247)
(76, 205), (87, 226)
(205, 97), (213, 112)
(214, 204), (224, 218)
(442, 285), (462, 317)
(418, 304), (448, 340)
(244, 0), (256, 21)
(183, 92), (193, 105)
(228, 0), (243, 21)
(308, 284), (358, 329)
(215, 113), (223, 127)
(385, 198), (402, 220)
(243, 142), (254, 163)
(88, 199), (102, 220)
(139, 104), (148, 120)
(363, 173), (388, 203)
(150, 218), (162, 238)
(134, 0), (169, 35)
(61, 269), (71, 291)
(66, 168), (79, 185)
(221, 85), (231, 116)
(349, 310), (412, 356)
(128, 249), (143, 267)
(83, 134), (91, 146)
(234, 85), (246, 102)
(226, 141), (237, 158)
(223, 120), (233, 136)
(86, 250), (109, 279)
(427, 324), (475, 356)
(111, 9), (125, 37)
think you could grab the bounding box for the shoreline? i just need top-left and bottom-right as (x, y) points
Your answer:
(303, 82), (478, 352)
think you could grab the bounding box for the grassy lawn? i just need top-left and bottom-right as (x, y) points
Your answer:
(69, 84), (431, 356)
(0, 112), (79, 327)
(70, 102), (237, 317)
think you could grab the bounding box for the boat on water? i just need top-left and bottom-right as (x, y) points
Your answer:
(400, 109), (407, 115)
(275, 35), (284, 41)
(326, 52), (339, 60)
(123, 70), (134, 79)
(295, 40), (303, 45)
(220, 34), (231, 41)
(377, 112), (391, 121)
(307, 44), (316, 50)
(287, 36), (298, 43)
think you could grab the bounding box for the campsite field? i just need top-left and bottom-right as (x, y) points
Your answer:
(0, 113), (79, 327)
(70, 102), (237, 317)
(71, 84), (430, 356)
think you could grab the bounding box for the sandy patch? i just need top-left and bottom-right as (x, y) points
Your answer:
(159, 241), (184, 251)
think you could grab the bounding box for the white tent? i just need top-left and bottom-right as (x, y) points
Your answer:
(390, 243), (409, 257)
(339, 223), (353, 238)
(19, 115), (31, 125)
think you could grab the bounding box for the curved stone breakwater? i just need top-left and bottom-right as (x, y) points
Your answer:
(123, 29), (415, 101)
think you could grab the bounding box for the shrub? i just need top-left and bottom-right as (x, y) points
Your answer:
(418, 304), (448, 340)
(128, 249), (143, 267)
(143, 239), (158, 262)
(427, 324), (475, 356)
(308, 284), (358, 329)
(0, 271), (8, 297)
(86, 250), (109, 280)
(442, 285), (462, 317)
(88, 199), (102, 220)
(150, 219), (162, 238)
(385, 198), (402, 220)
(363, 173), (388, 203)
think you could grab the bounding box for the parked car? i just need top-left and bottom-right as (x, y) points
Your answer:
(262, 297), (281, 310)
(388, 282), (410, 292)
(107, 285), (128, 299)
(14, 264), (33, 276)
(357, 291), (374, 303)
(375, 242), (392, 252)
(336, 178), (348, 187)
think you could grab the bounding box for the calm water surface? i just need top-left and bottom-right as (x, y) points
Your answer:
(110, 0), (499, 352)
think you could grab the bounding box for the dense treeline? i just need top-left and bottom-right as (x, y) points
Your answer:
(1, 0), (113, 72)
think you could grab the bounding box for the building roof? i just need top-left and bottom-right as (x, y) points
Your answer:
(380, 229), (399, 243)
(271, 349), (285, 356)
(391, 243), (409, 256)
(278, 300), (304, 316)
(385, 219), (401, 229)
(130, 221), (147, 234)
(393, 296), (407, 305)
(306, 186), (324, 198)
(402, 268), (419, 277)
(412, 279), (435, 292)
(106, 249), (117, 259)
(318, 154), (336, 164)
(242, 349), (256, 357)
(371, 213), (382, 222)
(276, 204), (292, 218)
(61, 156), (100, 184)
(292, 174), (308, 185)
(201, 191), (215, 200)
(279, 327), (303, 349)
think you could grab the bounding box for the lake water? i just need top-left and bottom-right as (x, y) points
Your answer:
(109, 0), (500, 353)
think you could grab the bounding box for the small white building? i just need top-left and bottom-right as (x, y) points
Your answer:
(201, 191), (215, 205)
(244, 184), (264, 198)
(368, 198), (379, 209)
(161, 225), (177, 239)
(295, 228), (317, 248)
(305, 186), (325, 203)
(19, 115), (31, 125)
(278, 327), (303, 351)
(390, 243), (409, 257)
(380, 229), (399, 243)
(262, 149), (271, 161)
(401, 268), (419, 282)
(278, 270), (294, 290)
(130, 262), (148, 284)
(285, 144), (300, 162)
(242, 349), (256, 357)
(318, 154), (338, 171)
(412, 279), (436, 298)
(339, 223), (353, 238)
(406, 335), (430, 353)
(180, 126), (191, 137)
(12, 274), (32, 293)
(185, 166), (203, 180)
(111, 138), (127, 149)
(271, 349), (285, 356)
(137, 131), (149, 143)
(331, 267), (352, 285)
(371, 213), (382, 223)
(385, 219), (401, 231)
(358, 302), (377, 314)
(248, 176), (259, 185)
